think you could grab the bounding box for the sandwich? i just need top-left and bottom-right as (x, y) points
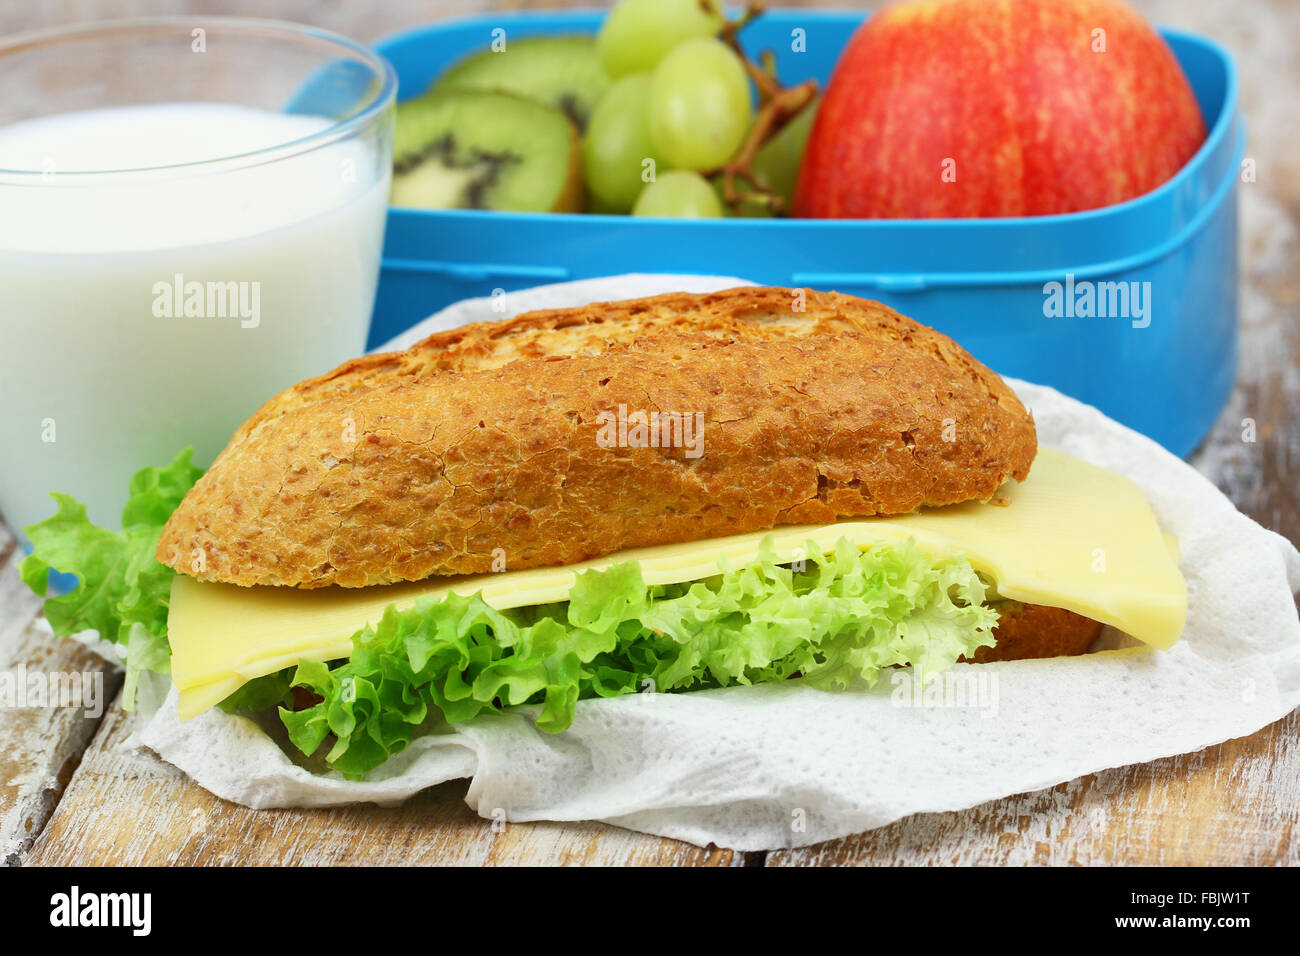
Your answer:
(22, 287), (1187, 778)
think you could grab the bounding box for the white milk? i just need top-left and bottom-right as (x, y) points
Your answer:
(0, 104), (390, 535)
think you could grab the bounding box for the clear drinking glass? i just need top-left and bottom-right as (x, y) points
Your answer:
(0, 17), (396, 539)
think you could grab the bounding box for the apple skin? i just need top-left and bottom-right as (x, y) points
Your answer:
(794, 0), (1207, 218)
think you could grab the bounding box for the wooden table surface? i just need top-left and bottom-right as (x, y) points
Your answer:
(2, 0), (1297, 867)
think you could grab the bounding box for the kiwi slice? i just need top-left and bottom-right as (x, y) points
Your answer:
(391, 89), (583, 212)
(436, 35), (610, 131)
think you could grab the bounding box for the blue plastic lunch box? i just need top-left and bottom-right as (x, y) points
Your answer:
(371, 9), (1242, 458)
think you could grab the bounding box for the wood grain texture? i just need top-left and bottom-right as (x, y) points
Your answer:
(2, 0), (1297, 867)
(0, 523), (121, 866)
(23, 701), (738, 866)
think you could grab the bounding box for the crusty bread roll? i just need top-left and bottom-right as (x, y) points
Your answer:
(158, 287), (1036, 588)
(968, 603), (1104, 663)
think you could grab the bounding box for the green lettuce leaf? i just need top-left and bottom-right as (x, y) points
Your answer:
(282, 538), (999, 778)
(20, 449), (203, 710)
(218, 667), (296, 715)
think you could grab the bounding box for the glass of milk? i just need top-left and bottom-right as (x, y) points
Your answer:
(0, 17), (395, 540)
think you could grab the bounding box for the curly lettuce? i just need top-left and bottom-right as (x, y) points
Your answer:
(20, 449), (204, 709)
(278, 538), (999, 778)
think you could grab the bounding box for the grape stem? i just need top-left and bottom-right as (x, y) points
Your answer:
(709, 1), (819, 214)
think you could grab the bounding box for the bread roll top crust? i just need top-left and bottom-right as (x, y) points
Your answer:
(158, 287), (1037, 587)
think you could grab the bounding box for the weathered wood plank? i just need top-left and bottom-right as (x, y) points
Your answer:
(0, 526), (122, 866)
(23, 700), (738, 866)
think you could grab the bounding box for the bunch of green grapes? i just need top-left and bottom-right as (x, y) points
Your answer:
(582, 0), (815, 218)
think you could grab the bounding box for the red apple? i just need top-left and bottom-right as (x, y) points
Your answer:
(794, 0), (1206, 218)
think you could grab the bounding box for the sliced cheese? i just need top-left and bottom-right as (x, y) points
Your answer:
(170, 448), (1187, 720)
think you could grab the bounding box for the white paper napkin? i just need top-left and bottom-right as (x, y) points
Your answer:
(131, 274), (1300, 851)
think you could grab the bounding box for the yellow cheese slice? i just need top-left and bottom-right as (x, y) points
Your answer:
(169, 448), (1186, 720)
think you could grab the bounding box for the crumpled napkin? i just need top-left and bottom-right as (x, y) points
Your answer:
(131, 275), (1300, 851)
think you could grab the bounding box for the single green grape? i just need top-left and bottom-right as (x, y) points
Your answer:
(632, 169), (724, 217)
(751, 96), (820, 209)
(708, 98), (820, 217)
(597, 0), (724, 78)
(582, 73), (662, 212)
(649, 38), (753, 171)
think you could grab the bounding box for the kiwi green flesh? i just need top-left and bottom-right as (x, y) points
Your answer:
(435, 35), (610, 131)
(392, 89), (577, 212)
